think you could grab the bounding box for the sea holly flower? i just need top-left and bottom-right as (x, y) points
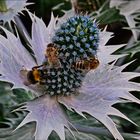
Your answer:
(0, 11), (140, 140)
(0, 0), (30, 23)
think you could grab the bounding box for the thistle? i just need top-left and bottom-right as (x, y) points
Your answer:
(39, 15), (99, 96)
(0, 10), (140, 140)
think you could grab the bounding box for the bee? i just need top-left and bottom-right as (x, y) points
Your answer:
(20, 43), (62, 85)
(72, 56), (99, 71)
(20, 66), (47, 85)
(45, 43), (61, 68)
(26, 68), (43, 84)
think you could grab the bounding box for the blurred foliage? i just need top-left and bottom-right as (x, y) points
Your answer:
(89, 0), (125, 25)
(0, 124), (35, 140)
(0, 81), (33, 130)
(27, 0), (71, 24)
(110, 0), (140, 40)
(27, 0), (125, 25)
(0, 82), (35, 140)
(117, 41), (140, 58)
(109, 0), (140, 71)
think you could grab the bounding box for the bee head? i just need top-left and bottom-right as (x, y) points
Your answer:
(46, 43), (59, 57)
(90, 58), (100, 69)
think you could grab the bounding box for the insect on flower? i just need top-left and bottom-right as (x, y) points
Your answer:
(24, 43), (62, 85)
(72, 56), (100, 71)
(45, 43), (61, 68)
(1, 12), (140, 140)
(21, 66), (48, 86)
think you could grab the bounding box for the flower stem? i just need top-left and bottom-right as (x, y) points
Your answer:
(0, 0), (8, 12)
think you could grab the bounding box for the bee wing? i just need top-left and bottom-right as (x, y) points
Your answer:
(19, 69), (32, 86)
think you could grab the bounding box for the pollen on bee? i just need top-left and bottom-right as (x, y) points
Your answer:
(33, 69), (41, 81)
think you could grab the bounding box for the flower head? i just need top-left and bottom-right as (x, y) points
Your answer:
(36, 15), (99, 96)
(0, 10), (140, 140)
(0, 0), (30, 23)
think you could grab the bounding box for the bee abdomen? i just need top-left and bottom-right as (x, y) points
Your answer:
(27, 70), (38, 84)
(73, 60), (87, 70)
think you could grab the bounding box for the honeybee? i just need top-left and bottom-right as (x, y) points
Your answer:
(72, 57), (99, 71)
(45, 43), (61, 68)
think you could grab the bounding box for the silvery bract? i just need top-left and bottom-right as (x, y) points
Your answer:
(0, 0), (30, 23)
(110, 0), (140, 40)
(0, 10), (140, 140)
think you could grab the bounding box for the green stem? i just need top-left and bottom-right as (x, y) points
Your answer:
(0, 0), (8, 12)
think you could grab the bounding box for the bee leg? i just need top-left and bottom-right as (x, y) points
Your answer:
(32, 64), (44, 70)
(39, 80), (46, 85)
